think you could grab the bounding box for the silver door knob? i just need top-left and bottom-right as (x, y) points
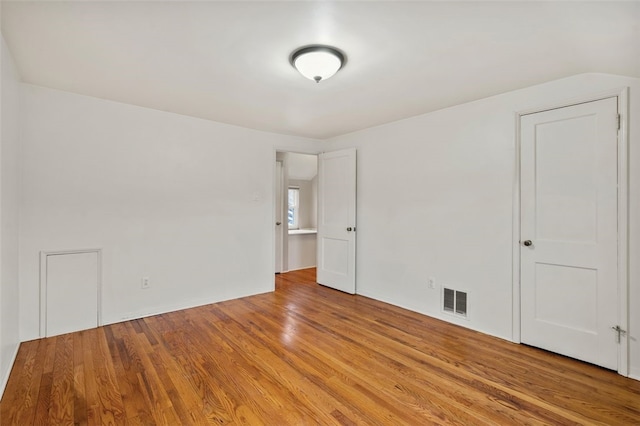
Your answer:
(276, 222), (282, 226)
(523, 240), (532, 246)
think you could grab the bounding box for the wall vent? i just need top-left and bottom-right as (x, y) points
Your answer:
(443, 288), (468, 318)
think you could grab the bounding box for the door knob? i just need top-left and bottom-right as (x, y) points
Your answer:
(346, 227), (352, 232)
(276, 222), (282, 226)
(523, 240), (532, 246)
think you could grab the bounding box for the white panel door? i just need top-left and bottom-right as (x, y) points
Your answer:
(275, 160), (284, 273)
(44, 251), (99, 337)
(520, 97), (619, 370)
(317, 148), (356, 294)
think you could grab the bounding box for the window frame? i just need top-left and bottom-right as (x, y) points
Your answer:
(288, 186), (300, 229)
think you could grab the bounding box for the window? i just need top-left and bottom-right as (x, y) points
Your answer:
(288, 187), (300, 229)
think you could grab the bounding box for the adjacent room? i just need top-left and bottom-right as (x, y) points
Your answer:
(1, 1), (639, 424)
(275, 152), (319, 275)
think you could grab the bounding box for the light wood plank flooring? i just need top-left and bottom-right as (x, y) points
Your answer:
(1, 268), (639, 425)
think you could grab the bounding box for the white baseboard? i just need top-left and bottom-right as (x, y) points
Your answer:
(355, 287), (512, 343)
(0, 342), (21, 399)
(103, 288), (273, 327)
(284, 265), (316, 273)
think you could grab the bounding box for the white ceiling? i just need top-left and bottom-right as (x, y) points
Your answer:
(2, 1), (639, 139)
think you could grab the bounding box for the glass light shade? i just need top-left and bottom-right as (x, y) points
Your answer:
(292, 47), (344, 83)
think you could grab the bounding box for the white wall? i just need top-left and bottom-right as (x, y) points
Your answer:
(0, 36), (21, 394)
(19, 85), (320, 341)
(288, 233), (316, 271)
(324, 73), (640, 378)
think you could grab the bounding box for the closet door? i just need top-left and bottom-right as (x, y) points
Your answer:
(520, 98), (619, 370)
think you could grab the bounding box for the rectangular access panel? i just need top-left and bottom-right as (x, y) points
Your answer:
(43, 250), (100, 337)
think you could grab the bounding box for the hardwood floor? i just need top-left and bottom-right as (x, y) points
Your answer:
(2, 268), (639, 425)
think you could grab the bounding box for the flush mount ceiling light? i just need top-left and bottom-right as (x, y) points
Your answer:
(290, 45), (345, 83)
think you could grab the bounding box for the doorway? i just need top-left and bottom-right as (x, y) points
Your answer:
(517, 94), (628, 373)
(275, 152), (318, 276)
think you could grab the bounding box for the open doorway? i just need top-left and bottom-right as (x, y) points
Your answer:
(275, 152), (318, 278)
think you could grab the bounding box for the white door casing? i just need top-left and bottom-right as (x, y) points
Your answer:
(520, 97), (620, 370)
(275, 160), (284, 273)
(40, 249), (101, 337)
(317, 148), (356, 294)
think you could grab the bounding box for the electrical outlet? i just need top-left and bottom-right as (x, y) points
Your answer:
(428, 277), (436, 289)
(141, 277), (150, 289)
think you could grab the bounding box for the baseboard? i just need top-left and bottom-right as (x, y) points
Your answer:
(285, 265), (316, 272)
(0, 342), (21, 399)
(355, 287), (512, 343)
(103, 288), (273, 327)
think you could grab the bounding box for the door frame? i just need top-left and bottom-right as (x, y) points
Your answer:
(39, 248), (103, 337)
(275, 159), (285, 273)
(511, 87), (629, 376)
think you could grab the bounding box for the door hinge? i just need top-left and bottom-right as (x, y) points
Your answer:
(617, 114), (621, 130)
(611, 325), (627, 343)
